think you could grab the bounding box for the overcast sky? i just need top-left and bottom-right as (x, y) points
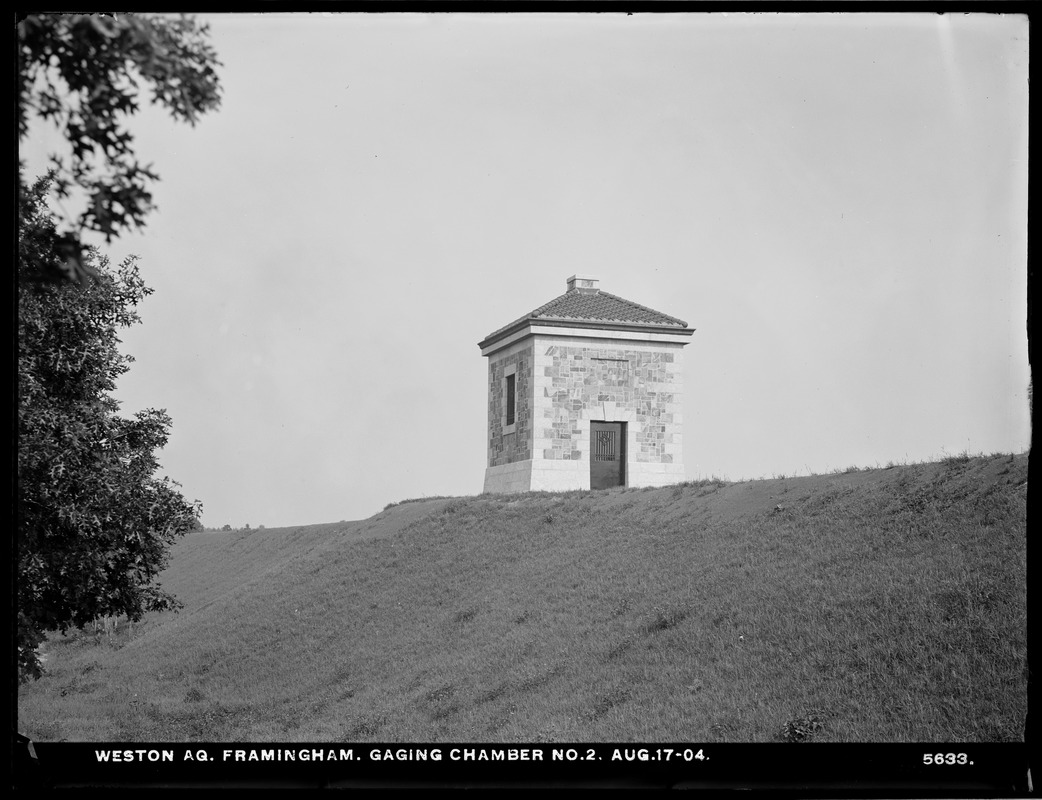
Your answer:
(22, 12), (1030, 528)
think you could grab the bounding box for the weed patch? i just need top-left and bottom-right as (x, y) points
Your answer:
(442, 499), (468, 515)
(426, 684), (455, 703)
(346, 718), (382, 739)
(780, 711), (825, 742)
(603, 641), (632, 662)
(474, 682), (509, 706)
(645, 606), (688, 634)
(589, 687), (631, 720)
(452, 607), (478, 625)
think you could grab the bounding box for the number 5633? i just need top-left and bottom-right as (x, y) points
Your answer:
(923, 753), (970, 765)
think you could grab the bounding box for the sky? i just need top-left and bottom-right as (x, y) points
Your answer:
(21, 12), (1030, 529)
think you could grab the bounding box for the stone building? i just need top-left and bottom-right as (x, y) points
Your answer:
(478, 275), (694, 493)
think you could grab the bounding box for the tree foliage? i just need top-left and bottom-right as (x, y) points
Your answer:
(17, 11), (220, 681)
(18, 178), (202, 681)
(18, 13), (221, 255)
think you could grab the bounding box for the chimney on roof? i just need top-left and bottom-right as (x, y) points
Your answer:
(566, 274), (599, 294)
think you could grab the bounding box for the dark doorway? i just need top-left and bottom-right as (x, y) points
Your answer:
(590, 421), (625, 489)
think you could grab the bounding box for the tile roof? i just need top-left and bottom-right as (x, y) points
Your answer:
(479, 286), (691, 349)
(530, 289), (689, 327)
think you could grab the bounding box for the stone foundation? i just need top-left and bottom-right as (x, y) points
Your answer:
(483, 455), (687, 494)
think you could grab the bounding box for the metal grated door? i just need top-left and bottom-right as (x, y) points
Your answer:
(590, 421), (625, 489)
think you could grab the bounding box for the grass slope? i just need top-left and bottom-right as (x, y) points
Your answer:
(18, 454), (1028, 743)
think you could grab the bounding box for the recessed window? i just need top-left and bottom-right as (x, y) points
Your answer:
(505, 373), (516, 426)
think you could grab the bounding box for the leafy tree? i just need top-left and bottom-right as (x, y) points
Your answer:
(18, 12), (221, 281)
(17, 178), (202, 681)
(17, 11), (221, 681)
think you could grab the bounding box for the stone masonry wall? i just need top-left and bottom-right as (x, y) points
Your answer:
(533, 338), (683, 464)
(487, 343), (533, 467)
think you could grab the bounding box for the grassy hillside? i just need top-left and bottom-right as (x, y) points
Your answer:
(17, 453), (1028, 743)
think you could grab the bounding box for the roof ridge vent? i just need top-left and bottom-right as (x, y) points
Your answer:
(566, 274), (599, 293)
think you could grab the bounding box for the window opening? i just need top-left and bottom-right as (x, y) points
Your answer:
(506, 373), (516, 426)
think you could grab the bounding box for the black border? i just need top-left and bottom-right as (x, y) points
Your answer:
(12, 742), (1035, 791)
